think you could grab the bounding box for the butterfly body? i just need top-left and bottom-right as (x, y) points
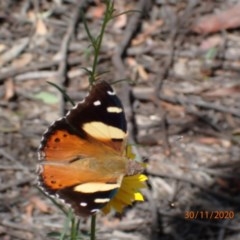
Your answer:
(38, 81), (130, 216)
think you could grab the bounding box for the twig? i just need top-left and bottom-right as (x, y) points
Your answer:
(0, 37), (29, 66)
(15, 71), (57, 81)
(217, 219), (230, 240)
(0, 56), (83, 83)
(112, 0), (152, 148)
(0, 165), (29, 171)
(158, 94), (240, 118)
(144, 188), (160, 240)
(132, 87), (240, 118)
(55, 0), (88, 116)
(112, 0), (151, 75)
(0, 176), (34, 192)
(147, 168), (240, 204)
(0, 148), (27, 170)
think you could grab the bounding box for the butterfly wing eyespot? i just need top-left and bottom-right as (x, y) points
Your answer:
(38, 81), (129, 216)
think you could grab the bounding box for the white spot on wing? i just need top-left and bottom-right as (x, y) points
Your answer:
(107, 90), (115, 95)
(107, 107), (122, 113)
(91, 209), (100, 213)
(94, 198), (110, 203)
(93, 100), (101, 106)
(80, 202), (87, 207)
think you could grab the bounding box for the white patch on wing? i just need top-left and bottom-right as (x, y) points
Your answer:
(80, 202), (87, 207)
(107, 90), (115, 95)
(94, 198), (110, 203)
(93, 100), (101, 106)
(107, 107), (122, 113)
(83, 121), (126, 139)
(91, 209), (100, 213)
(74, 182), (120, 193)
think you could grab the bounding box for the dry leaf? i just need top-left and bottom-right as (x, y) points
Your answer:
(102, 217), (120, 228)
(126, 57), (148, 80)
(36, 18), (48, 35)
(232, 128), (240, 135)
(0, 38), (29, 66)
(27, 10), (48, 35)
(4, 78), (15, 101)
(132, 20), (163, 45)
(30, 196), (50, 213)
(28, 10), (36, 22)
(12, 53), (33, 68)
(25, 203), (34, 223)
(137, 65), (148, 80)
(203, 85), (240, 98)
(0, 44), (6, 53)
(161, 101), (185, 116)
(200, 36), (223, 50)
(197, 137), (221, 145)
(113, 13), (127, 29)
(192, 4), (240, 34)
(88, 3), (105, 19)
(126, 57), (137, 67)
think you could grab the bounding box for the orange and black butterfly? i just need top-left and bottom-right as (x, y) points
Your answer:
(37, 81), (140, 216)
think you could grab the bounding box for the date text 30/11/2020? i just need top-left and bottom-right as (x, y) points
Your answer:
(185, 211), (235, 219)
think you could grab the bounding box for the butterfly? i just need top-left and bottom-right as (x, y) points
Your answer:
(37, 81), (142, 217)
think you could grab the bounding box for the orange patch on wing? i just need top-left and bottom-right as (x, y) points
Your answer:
(40, 127), (128, 191)
(40, 164), (119, 190)
(42, 130), (86, 161)
(42, 129), (126, 161)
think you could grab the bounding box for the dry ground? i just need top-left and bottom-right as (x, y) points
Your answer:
(1, 0), (240, 239)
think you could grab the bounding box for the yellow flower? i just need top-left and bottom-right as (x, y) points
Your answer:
(102, 174), (147, 214)
(102, 146), (147, 214)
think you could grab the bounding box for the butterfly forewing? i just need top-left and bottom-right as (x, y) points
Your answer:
(66, 81), (127, 151)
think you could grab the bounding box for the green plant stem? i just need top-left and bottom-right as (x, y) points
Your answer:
(90, 215), (96, 240)
(70, 215), (76, 239)
(82, 0), (114, 85)
(91, 1), (113, 81)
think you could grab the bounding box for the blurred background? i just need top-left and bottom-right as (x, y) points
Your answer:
(0, 0), (240, 239)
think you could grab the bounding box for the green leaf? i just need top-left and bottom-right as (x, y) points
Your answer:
(46, 81), (75, 106)
(205, 47), (217, 60)
(33, 91), (59, 104)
